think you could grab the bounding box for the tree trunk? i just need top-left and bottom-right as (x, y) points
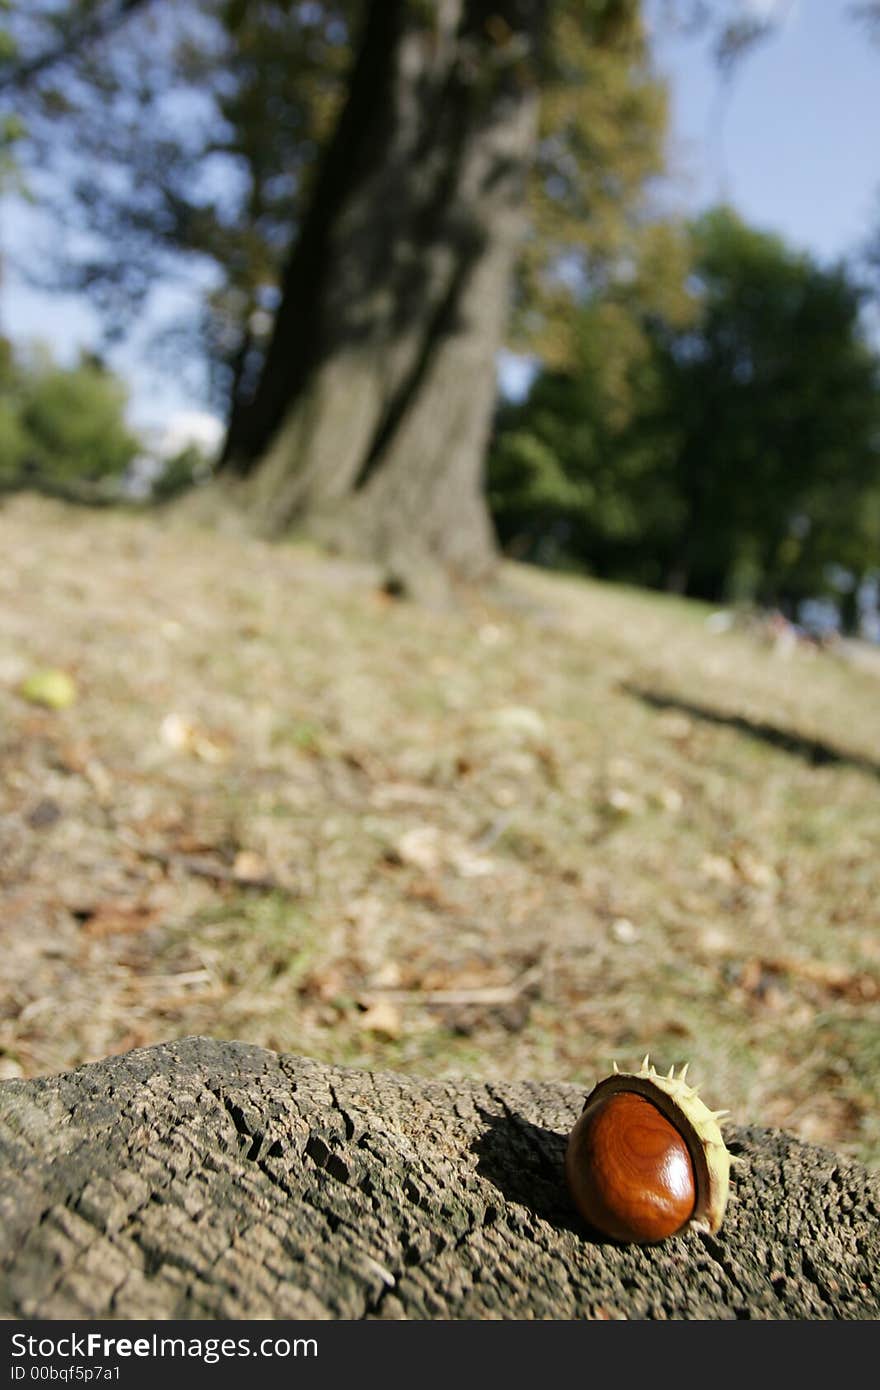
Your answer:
(1, 1037), (878, 1319)
(218, 0), (545, 600)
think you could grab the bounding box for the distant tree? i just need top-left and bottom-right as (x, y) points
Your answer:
(2, 0), (671, 596)
(488, 223), (693, 583)
(0, 335), (30, 472)
(151, 442), (214, 504)
(1, 0), (356, 414)
(214, 1), (671, 597)
(0, 339), (140, 491)
(851, 1), (880, 38)
(489, 207), (880, 603)
(656, 209), (880, 602)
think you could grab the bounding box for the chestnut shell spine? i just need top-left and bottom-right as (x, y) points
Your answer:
(565, 1057), (732, 1242)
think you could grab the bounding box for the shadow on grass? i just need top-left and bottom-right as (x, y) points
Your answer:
(623, 684), (880, 780)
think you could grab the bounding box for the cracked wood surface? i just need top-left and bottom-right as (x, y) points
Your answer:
(0, 1037), (877, 1320)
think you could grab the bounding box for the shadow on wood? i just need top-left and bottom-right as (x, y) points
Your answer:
(0, 1038), (877, 1319)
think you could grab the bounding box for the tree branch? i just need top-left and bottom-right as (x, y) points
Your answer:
(0, 0), (154, 96)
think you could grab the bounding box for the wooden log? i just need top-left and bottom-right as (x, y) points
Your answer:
(0, 1037), (877, 1319)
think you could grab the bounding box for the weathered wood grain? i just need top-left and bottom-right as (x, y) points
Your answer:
(1, 1037), (876, 1319)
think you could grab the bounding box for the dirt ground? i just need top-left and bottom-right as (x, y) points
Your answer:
(1, 493), (878, 1168)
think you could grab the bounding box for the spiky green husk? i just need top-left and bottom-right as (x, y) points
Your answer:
(578, 1056), (732, 1236)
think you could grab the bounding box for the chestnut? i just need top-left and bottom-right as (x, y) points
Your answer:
(565, 1058), (732, 1244)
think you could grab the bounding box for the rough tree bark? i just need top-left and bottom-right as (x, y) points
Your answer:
(1, 1037), (877, 1319)
(217, 0), (547, 600)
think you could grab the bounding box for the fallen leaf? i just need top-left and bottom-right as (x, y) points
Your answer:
(83, 758), (113, 804)
(370, 961), (403, 989)
(74, 901), (161, 937)
(396, 826), (441, 872)
(449, 845), (495, 878)
(19, 668), (77, 709)
(232, 849), (270, 883)
(160, 712), (196, 751)
(604, 787), (642, 816)
(766, 956), (880, 1004)
(54, 742), (113, 802)
(610, 918), (639, 944)
(487, 705), (547, 741)
(298, 966), (350, 1003)
(701, 853), (737, 884)
(358, 1000), (402, 1039)
(159, 712), (231, 762)
(394, 826), (496, 878)
(734, 851), (776, 888)
(656, 787), (684, 813)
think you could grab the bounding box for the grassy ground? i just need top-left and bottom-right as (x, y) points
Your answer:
(1, 494), (878, 1168)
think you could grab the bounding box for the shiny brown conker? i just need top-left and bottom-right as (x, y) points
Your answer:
(564, 1060), (733, 1244)
(565, 1090), (696, 1243)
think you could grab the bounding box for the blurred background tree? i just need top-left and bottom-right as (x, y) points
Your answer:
(489, 207), (880, 610)
(0, 0), (356, 408)
(0, 0), (676, 595)
(0, 336), (140, 492)
(1, 1), (879, 612)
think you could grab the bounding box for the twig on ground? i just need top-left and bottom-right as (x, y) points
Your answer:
(116, 831), (286, 893)
(360, 963), (543, 1009)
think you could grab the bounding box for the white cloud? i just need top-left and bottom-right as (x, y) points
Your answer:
(740, 0), (799, 23)
(157, 411), (225, 460)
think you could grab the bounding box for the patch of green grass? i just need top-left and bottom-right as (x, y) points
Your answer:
(191, 894), (321, 991)
(270, 718), (325, 755)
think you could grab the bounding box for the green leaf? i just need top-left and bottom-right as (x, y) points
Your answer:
(19, 668), (77, 709)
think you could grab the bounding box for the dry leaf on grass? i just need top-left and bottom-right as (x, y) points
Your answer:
(159, 712), (231, 763)
(232, 850), (271, 883)
(357, 999), (402, 1039)
(73, 900), (161, 937)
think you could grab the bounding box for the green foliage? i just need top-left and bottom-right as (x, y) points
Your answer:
(1, 0), (356, 414)
(19, 667), (78, 709)
(490, 208), (880, 605)
(152, 442), (212, 503)
(0, 393), (29, 473)
(0, 1), (21, 186)
(514, 0), (675, 367)
(3, 1), (673, 421)
(0, 339), (140, 489)
(659, 209), (880, 602)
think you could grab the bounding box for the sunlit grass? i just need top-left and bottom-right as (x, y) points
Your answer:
(1, 494), (878, 1167)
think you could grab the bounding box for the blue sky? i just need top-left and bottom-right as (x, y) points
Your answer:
(2, 0), (878, 439)
(648, 0), (879, 266)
